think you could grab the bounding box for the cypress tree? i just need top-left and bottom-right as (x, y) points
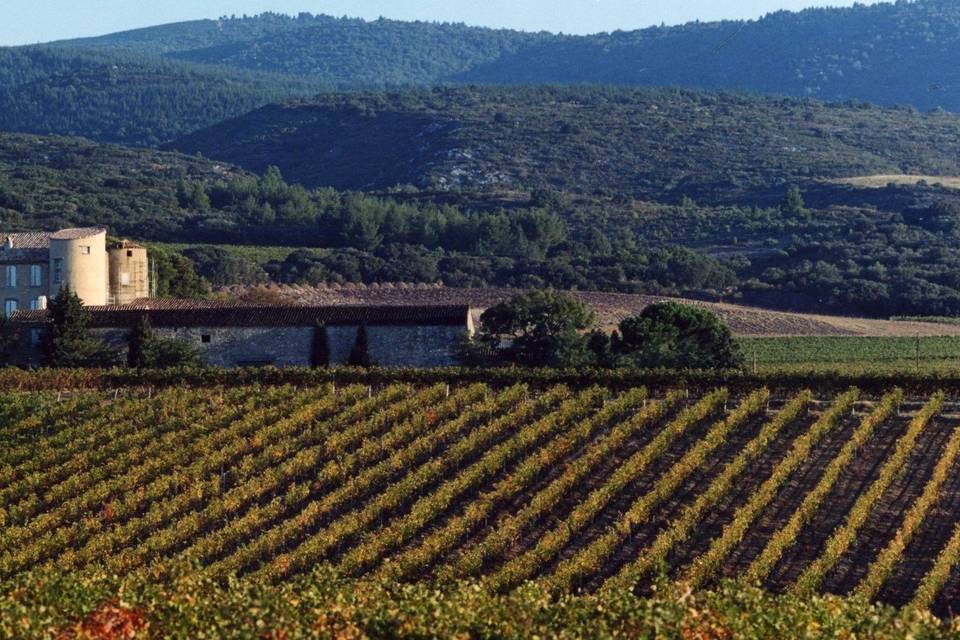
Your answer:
(127, 314), (152, 368)
(311, 320), (330, 367)
(348, 322), (371, 368)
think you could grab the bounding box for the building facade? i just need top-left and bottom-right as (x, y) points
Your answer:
(11, 301), (473, 368)
(0, 229), (150, 314)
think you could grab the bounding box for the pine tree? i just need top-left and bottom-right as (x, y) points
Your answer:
(311, 320), (330, 367)
(42, 287), (118, 368)
(348, 322), (371, 368)
(780, 186), (808, 218)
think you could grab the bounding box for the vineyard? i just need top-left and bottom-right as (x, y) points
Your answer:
(742, 336), (960, 373)
(5, 379), (960, 634)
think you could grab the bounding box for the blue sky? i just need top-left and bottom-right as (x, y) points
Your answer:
(3, 0), (883, 46)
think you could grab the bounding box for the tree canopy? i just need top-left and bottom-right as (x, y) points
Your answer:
(464, 293), (742, 370)
(42, 288), (118, 368)
(612, 302), (744, 370)
(466, 291), (596, 368)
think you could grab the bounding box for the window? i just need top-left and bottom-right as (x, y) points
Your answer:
(80, 246), (91, 255)
(53, 258), (63, 285)
(120, 272), (130, 286)
(30, 329), (41, 347)
(30, 265), (41, 287)
(127, 250), (134, 257)
(5, 266), (15, 288)
(4, 299), (16, 316)
(30, 296), (46, 311)
(201, 335), (212, 344)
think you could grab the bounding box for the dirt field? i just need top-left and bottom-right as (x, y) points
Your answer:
(225, 283), (960, 337)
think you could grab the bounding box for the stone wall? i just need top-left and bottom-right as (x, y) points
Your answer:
(95, 326), (314, 368)
(326, 325), (465, 367)
(83, 324), (465, 368)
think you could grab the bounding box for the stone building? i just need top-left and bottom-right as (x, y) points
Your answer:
(0, 228), (150, 313)
(11, 300), (473, 368)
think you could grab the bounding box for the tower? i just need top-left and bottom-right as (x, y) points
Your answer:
(48, 228), (107, 306)
(108, 240), (149, 304)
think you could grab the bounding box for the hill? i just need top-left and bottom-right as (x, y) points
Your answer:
(13, 130), (960, 319)
(0, 3), (959, 147)
(48, 2), (960, 113)
(229, 282), (960, 338)
(0, 46), (323, 146)
(168, 86), (960, 203)
(3, 376), (960, 623)
(57, 13), (545, 88)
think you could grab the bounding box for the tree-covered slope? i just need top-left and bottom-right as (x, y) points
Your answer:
(169, 86), (960, 203)
(0, 47), (323, 146)
(456, 0), (960, 112)
(55, 13), (545, 87)
(49, 1), (960, 112)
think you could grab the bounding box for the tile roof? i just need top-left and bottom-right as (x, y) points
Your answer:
(49, 228), (106, 241)
(11, 300), (471, 328)
(1, 232), (53, 250)
(0, 232), (52, 263)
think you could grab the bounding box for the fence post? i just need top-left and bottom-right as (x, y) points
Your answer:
(916, 334), (921, 372)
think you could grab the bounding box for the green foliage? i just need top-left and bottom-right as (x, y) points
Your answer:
(468, 291), (597, 368)
(56, 13), (543, 88)
(780, 186), (809, 219)
(0, 46), (323, 147)
(11, 95), (960, 317)
(148, 246), (211, 298)
(742, 336), (960, 373)
(349, 323), (372, 368)
(181, 246), (268, 286)
(0, 568), (950, 638)
(27, 2), (960, 118)
(312, 321), (330, 368)
(614, 303), (744, 369)
(41, 289), (118, 368)
(172, 85), (960, 201)
(127, 315), (201, 368)
(126, 315), (150, 368)
(0, 315), (20, 365)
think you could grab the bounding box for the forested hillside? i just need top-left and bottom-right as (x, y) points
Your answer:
(1, 3), (958, 145)
(170, 86), (960, 203)
(9, 131), (960, 318)
(59, 13), (545, 88)
(0, 47), (323, 146)
(49, 1), (960, 112)
(457, 0), (960, 112)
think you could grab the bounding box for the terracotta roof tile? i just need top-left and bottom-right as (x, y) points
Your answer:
(49, 228), (106, 241)
(11, 301), (471, 328)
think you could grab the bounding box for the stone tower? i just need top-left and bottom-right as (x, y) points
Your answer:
(108, 240), (150, 305)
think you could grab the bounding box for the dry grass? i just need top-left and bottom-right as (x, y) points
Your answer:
(831, 174), (960, 189)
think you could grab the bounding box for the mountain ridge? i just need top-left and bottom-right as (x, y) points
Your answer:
(40, 1), (960, 111)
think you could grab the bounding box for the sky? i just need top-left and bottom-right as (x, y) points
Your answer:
(2, 0), (885, 46)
